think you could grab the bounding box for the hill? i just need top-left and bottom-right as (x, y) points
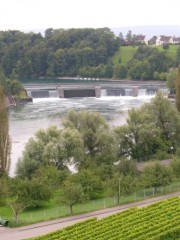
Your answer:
(112, 45), (179, 66)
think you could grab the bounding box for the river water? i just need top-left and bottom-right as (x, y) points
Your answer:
(8, 94), (158, 176)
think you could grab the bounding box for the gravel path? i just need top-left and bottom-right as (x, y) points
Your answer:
(1, 191), (180, 240)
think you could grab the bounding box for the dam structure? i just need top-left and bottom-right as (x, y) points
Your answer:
(24, 80), (168, 99)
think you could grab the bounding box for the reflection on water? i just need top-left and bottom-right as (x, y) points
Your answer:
(9, 95), (155, 176)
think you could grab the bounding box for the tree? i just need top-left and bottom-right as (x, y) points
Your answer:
(8, 178), (30, 223)
(60, 180), (85, 214)
(115, 92), (180, 160)
(0, 85), (11, 177)
(63, 110), (117, 167)
(127, 60), (151, 80)
(176, 65), (180, 111)
(166, 68), (177, 94)
(162, 43), (170, 51)
(126, 30), (133, 45)
(0, 177), (9, 205)
(16, 126), (83, 178)
(118, 32), (126, 46)
(148, 91), (180, 150)
(170, 158), (180, 179)
(71, 169), (104, 200)
(8, 175), (54, 223)
(114, 106), (162, 160)
(115, 159), (138, 177)
(113, 64), (127, 79)
(7, 79), (24, 96)
(142, 162), (173, 191)
(107, 173), (139, 204)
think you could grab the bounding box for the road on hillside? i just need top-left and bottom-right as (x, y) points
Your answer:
(1, 191), (179, 240)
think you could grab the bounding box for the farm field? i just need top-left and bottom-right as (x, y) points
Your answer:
(31, 197), (180, 240)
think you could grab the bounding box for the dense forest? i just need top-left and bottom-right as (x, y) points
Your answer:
(0, 28), (119, 79)
(0, 28), (180, 80)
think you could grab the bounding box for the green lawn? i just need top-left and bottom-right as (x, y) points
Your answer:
(154, 45), (179, 60)
(112, 46), (138, 65)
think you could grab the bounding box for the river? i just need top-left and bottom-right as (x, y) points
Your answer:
(9, 94), (158, 176)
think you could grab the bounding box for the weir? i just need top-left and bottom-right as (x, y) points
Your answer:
(25, 82), (168, 99)
(57, 86), (101, 98)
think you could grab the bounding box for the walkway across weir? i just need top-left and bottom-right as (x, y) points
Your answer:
(23, 80), (167, 98)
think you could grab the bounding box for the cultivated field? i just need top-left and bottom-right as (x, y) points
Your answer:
(32, 196), (180, 240)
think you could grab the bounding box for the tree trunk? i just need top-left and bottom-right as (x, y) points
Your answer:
(69, 205), (73, 215)
(15, 212), (18, 224)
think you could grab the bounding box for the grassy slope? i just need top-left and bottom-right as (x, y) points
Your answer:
(112, 46), (138, 65)
(112, 45), (179, 66)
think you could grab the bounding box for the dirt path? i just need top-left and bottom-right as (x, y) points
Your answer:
(1, 191), (180, 240)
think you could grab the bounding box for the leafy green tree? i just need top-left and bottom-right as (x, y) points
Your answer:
(148, 36), (157, 45)
(114, 107), (162, 160)
(60, 180), (85, 214)
(126, 30), (133, 45)
(162, 43), (170, 51)
(107, 173), (139, 203)
(166, 68), (177, 94)
(115, 159), (138, 177)
(16, 126), (83, 178)
(8, 176), (53, 223)
(148, 91), (180, 149)
(0, 177), (9, 205)
(115, 92), (180, 160)
(148, 51), (173, 73)
(127, 60), (151, 80)
(170, 158), (180, 178)
(118, 32), (126, 45)
(0, 86), (11, 177)
(45, 28), (55, 38)
(142, 162), (173, 191)
(7, 79), (24, 96)
(113, 64), (127, 79)
(63, 110), (117, 167)
(32, 165), (66, 189)
(71, 169), (104, 199)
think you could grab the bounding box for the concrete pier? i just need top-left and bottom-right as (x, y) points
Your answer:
(132, 86), (138, 97)
(58, 86), (65, 98)
(95, 86), (101, 98)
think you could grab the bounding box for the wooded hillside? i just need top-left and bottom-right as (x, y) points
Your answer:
(0, 28), (180, 80)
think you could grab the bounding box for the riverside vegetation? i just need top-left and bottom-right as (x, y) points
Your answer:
(1, 88), (180, 227)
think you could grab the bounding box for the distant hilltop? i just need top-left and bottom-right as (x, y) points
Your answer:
(111, 25), (180, 38)
(23, 25), (180, 39)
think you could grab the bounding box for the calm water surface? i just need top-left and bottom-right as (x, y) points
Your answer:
(9, 95), (155, 176)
